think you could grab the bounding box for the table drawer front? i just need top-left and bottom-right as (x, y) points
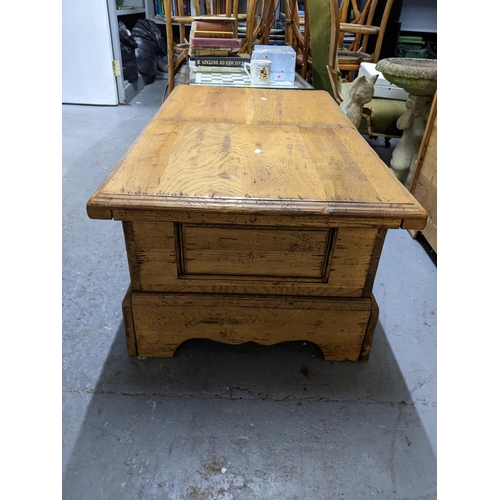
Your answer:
(178, 224), (334, 280)
(125, 221), (383, 297)
(130, 293), (373, 361)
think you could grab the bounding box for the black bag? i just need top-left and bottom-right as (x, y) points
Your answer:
(132, 20), (168, 84)
(118, 22), (138, 83)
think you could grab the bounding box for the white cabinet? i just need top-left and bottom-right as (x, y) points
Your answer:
(63, 0), (119, 105)
(62, 0), (159, 105)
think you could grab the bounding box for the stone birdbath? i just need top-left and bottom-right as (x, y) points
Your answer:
(375, 58), (437, 187)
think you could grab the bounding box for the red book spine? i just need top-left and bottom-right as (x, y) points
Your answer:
(190, 37), (242, 48)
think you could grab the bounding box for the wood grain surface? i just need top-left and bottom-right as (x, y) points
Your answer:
(123, 220), (383, 298)
(127, 292), (375, 361)
(409, 93), (437, 251)
(87, 86), (427, 229)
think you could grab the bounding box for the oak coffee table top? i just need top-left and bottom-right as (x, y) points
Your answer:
(87, 85), (427, 229)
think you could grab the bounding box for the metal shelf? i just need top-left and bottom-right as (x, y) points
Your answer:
(116, 7), (146, 16)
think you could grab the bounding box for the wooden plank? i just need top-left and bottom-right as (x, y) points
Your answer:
(111, 209), (404, 229)
(358, 294), (379, 361)
(409, 92), (437, 252)
(181, 224), (330, 278)
(129, 221), (178, 290)
(329, 227), (379, 293)
(122, 286), (137, 356)
(339, 22), (379, 35)
(122, 221), (141, 290)
(363, 228), (387, 297)
(131, 293), (373, 361)
(87, 86), (427, 229)
(124, 221), (379, 297)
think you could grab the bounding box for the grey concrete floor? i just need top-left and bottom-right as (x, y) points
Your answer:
(62, 79), (437, 499)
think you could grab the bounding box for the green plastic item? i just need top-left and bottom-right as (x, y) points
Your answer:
(397, 36), (428, 59)
(398, 36), (426, 46)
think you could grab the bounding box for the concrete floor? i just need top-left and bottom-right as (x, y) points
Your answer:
(62, 79), (437, 499)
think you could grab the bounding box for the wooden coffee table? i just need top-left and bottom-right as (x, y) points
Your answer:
(87, 85), (427, 361)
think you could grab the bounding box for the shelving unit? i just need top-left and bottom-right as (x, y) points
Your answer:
(113, 0), (154, 26)
(116, 7), (146, 16)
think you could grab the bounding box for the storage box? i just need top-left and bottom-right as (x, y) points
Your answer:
(359, 62), (409, 101)
(251, 45), (296, 82)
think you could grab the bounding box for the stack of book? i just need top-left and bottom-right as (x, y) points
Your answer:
(188, 17), (249, 69)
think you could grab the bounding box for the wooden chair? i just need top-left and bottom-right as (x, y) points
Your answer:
(326, 0), (343, 104)
(243, 0), (281, 55)
(337, 0), (395, 80)
(284, 0), (343, 103)
(284, 0), (310, 81)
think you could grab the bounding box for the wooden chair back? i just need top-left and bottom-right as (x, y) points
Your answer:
(243, 0), (281, 55)
(337, 0), (395, 78)
(284, 0), (310, 80)
(284, 0), (342, 103)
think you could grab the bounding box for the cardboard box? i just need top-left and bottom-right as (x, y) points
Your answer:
(251, 45), (296, 83)
(359, 62), (409, 101)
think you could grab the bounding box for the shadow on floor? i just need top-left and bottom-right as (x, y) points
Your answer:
(63, 319), (436, 499)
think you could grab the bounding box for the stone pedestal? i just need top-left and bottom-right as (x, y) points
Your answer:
(390, 93), (433, 186)
(376, 58), (437, 188)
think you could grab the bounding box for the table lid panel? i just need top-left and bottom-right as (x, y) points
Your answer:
(87, 86), (427, 227)
(164, 86), (356, 129)
(93, 123), (414, 206)
(300, 126), (414, 204)
(95, 119), (183, 198)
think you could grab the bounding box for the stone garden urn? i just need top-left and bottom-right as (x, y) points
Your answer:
(375, 58), (437, 187)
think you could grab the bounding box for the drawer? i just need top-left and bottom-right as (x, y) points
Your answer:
(179, 224), (334, 280)
(123, 221), (385, 297)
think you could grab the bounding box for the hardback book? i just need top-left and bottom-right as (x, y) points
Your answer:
(191, 19), (236, 34)
(190, 64), (246, 74)
(189, 37), (242, 49)
(195, 54), (250, 67)
(188, 47), (233, 57)
(191, 30), (234, 39)
(193, 17), (237, 24)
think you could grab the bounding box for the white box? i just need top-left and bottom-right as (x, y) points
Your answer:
(359, 62), (409, 101)
(251, 45), (296, 83)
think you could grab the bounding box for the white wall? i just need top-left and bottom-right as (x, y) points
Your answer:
(62, 0), (118, 105)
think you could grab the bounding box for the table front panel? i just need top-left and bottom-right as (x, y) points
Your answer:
(124, 220), (382, 298)
(179, 224), (334, 280)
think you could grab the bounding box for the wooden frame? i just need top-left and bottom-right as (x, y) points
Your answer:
(408, 92), (437, 252)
